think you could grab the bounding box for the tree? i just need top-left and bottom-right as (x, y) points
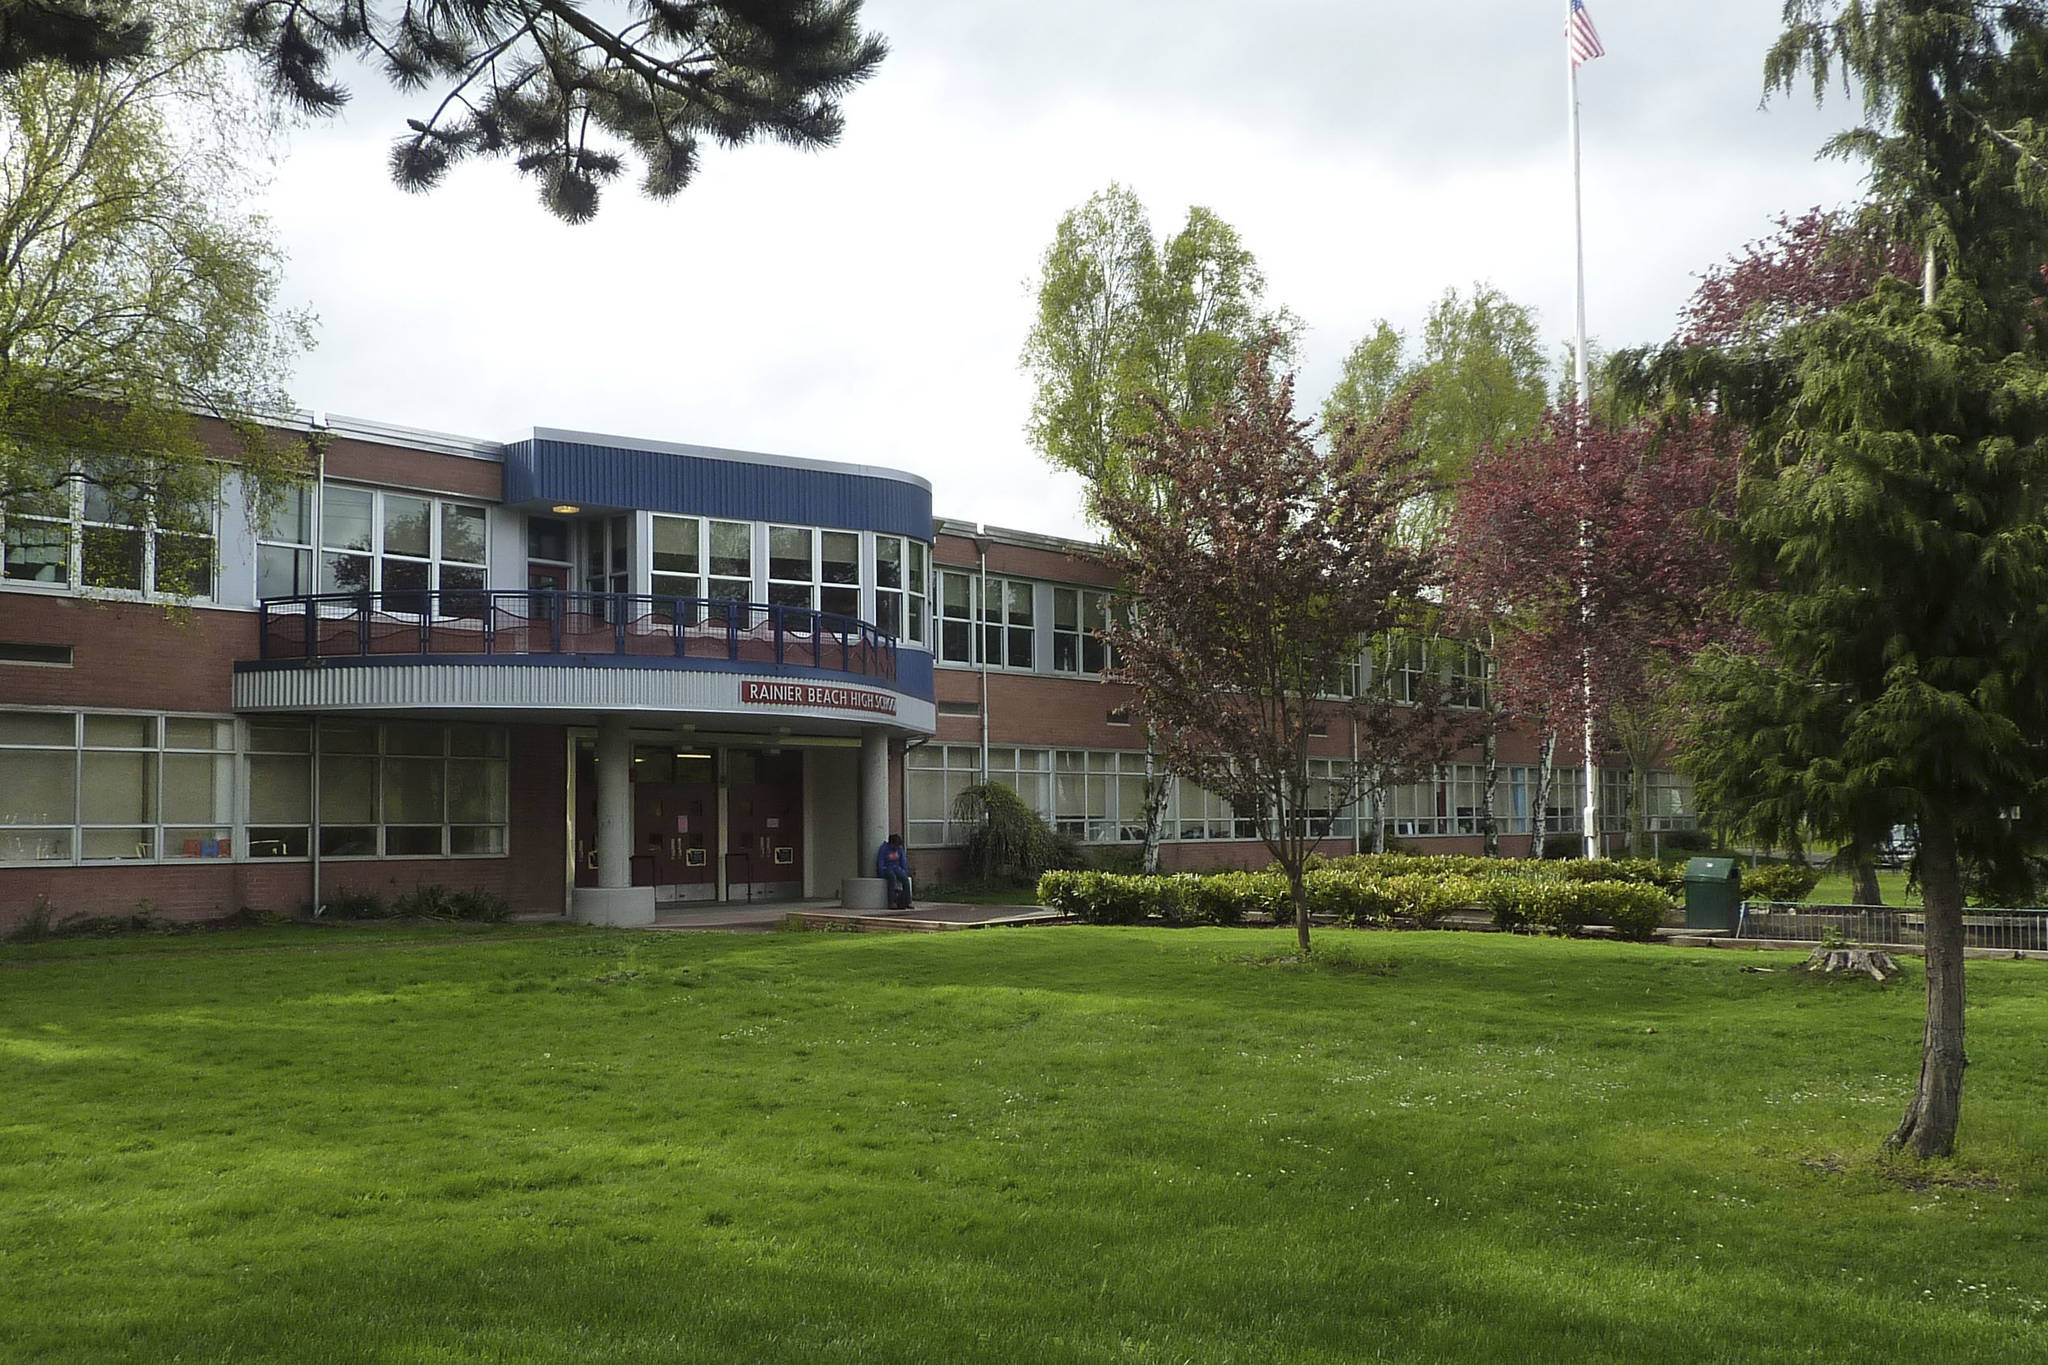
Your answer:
(1094, 342), (1461, 954)
(1666, 1), (2048, 1159)
(1618, 207), (1918, 904)
(0, 0), (311, 550)
(3, 0), (886, 222)
(0, 1), (149, 74)
(1326, 284), (1550, 854)
(1021, 185), (1295, 872)
(1447, 413), (1736, 858)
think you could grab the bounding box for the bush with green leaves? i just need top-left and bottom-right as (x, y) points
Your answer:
(1740, 863), (1821, 903)
(954, 782), (1084, 884)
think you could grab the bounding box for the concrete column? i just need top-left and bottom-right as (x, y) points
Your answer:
(861, 727), (891, 855)
(597, 713), (632, 889)
(573, 714), (655, 926)
(843, 727), (894, 909)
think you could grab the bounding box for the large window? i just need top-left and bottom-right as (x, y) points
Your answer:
(0, 711), (235, 864)
(258, 486), (315, 599)
(2, 468), (216, 600)
(905, 744), (982, 847)
(243, 719), (509, 860)
(651, 513), (753, 616)
(983, 576), (1034, 669)
(319, 486), (488, 601)
(874, 534), (929, 645)
(1645, 770), (1695, 831)
(938, 570), (976, 664)
(904, 745), (1348, 848)
(766, 525), (862, 620)
(1052, 587), (1113, 675)
(0, 712), (511, 866)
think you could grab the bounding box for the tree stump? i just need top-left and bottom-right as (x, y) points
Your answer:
(1799, 945), (1903, 982)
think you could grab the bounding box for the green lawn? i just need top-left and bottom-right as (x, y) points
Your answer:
(3, 924), (2045, 1363)
(1798, 868), (1921, 906)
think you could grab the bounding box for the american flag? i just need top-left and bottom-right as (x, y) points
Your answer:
(1568, 0), (1605, 68)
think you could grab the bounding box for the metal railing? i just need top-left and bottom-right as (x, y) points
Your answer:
(1735, 902), (2048, 952)
(256, 589), (898, 683)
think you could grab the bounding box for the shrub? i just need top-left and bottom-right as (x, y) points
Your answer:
(322, 889), (388, 919)
(954, 782), (1084, 883)
(448, 887), (512, 922)
(1741, 863), (1820, 903)
(1601, 885), (1672, 941)
(4, 894), (57, 943)
(1659, 829), (1713, 853)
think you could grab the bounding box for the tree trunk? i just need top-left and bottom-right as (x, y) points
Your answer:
(1886, 811), (1966, 1159)
(1290, 864), (1311, 955)
(1139, 727), (1171, 874)
(1480, 727), (1500, 858)
(1629, 760), (1648, 859)
(1530, 732), (1556, 858)
(1851, 859), (1884, 907)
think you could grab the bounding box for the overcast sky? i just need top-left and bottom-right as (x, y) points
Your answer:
(257, 1), (1867, 542)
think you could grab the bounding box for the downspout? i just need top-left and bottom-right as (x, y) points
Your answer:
(308, 417), (327, 918)
(975, 537), (991, 781)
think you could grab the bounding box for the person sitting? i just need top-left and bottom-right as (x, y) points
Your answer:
(876, 833), (913, 909)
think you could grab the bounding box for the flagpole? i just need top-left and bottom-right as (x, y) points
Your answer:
(1568, 3), (1599, 861)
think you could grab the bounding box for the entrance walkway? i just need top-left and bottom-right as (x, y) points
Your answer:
(645, 898), (1061, 933)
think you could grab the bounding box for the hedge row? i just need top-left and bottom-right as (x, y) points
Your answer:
(1304, 852), (1820, 904)
(1036, 866), (1674, 940)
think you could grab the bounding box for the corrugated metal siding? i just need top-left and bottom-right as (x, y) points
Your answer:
(505, 438), (933, 540)
(231, 660), (937, 735)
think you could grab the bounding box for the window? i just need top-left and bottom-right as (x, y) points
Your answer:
(762, 525), (863, 623)
(873, 534), (929, 644)
(1446, 762), (1489, 835)
(708, 519), (752, 609)
(1382, 776), (1448, 838)
(0, 710), (234, 864)
(1052, 587), (1114, 674)
(265, 719), (508, 860)
(1303, 758), (1356, 840)
(1174, 782), (1250, 842)
(319, 486), (488, 601)
(1645, 770), (1695, 831)
(2, 468), (215, 600)
(258, 486), (314, 599)
(938, 570), (976, 664)
(905, 744), (982, 847)
(247, 721), (311, 858)
(1546, 767), (1586, 836)
(984, 577), (1034, 669)
(1600, 768), (1633, 835)
(767, 525), (815, 611)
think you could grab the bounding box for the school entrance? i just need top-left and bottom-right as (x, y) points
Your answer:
(572, 736), (859, 905)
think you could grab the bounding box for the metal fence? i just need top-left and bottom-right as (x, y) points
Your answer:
(1735, 902), (2048, 952)
(256, 589), (898, 683)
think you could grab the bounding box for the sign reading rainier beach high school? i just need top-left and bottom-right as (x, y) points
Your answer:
(739, 679), (899, 716)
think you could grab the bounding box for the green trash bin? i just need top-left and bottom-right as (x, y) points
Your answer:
(1683, 856), (1742, 931)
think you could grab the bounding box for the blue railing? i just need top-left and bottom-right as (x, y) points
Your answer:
(256, 589), (898, 684)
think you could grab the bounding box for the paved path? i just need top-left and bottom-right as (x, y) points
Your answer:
(514, 899), (1061, 933)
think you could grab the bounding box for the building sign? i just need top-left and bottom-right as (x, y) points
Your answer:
(740, 679), (899, 716)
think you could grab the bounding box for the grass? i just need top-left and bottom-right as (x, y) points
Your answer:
(3, 924), (2045, 1363)
(1804, 868), (1921, 906)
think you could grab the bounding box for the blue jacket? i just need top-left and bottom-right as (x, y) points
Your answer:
(876, 842), (909, 877)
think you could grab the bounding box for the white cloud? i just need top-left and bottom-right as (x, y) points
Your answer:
(259, 1), (1875, 544)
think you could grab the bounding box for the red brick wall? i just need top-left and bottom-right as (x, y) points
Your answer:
(0, 597), (256, 712)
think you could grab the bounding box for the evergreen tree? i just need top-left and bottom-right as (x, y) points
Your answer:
(1, 0), (887, 222)
(1673, 1), (2048, 1158)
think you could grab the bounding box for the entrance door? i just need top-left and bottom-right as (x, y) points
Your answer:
(572, 744), (717, 898)
(635, 759), (716, 901)
(726, 749), (803, 899)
